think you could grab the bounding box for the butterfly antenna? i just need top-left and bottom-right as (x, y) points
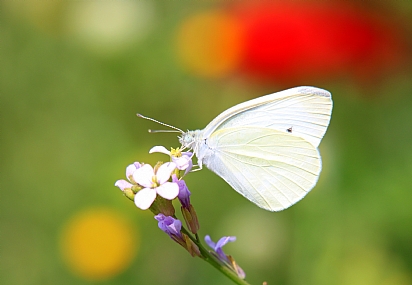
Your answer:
(137, 113), (184, 133)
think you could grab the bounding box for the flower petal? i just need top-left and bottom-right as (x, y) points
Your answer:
(155, 214), (182, 237)
(156, 182), (179, 200)
(216, 236), (237, 249)
(172, 175), (191, 208)
(183, 159), (193, 176)
(126, 162), (141, 178)
(134, 188), (157, 210)
(205, 235), (216, 249)
(149, 146), (170, 155)
(173, 156), (191, 170)
(156, 162), (176, 184)
(132, 164), (154, 188)
(114, 179), (133, 191)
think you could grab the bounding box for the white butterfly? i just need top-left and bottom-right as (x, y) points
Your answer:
(143, 86), (332, 211)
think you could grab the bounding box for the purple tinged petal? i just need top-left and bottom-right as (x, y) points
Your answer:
(183, 153), (194, 174)
(234, 263), (246, 279)
(155, 214), (199, 256)
(156, 162), (176, 184)
(172, 156), (191, 170)
(149, 146), (170, 155)
(205, 235), (216, 249)
(205, 235), (236, 263)
(205, 235), (245, 278)
(156, 182), (179, 200)
(154, 213), (167, 222)
(216, 236), (236, 249)
(166, 218), (181, 236)
(215, 248), (228, 262)
(183, 159), (193, 176)
(114, 179), (133, 191)
(132, 164), (154, 188)
(172, 175), (191, 208)
(155, 214), (182, 237)
(126, 163), (140, 178)
(134, 188), (157, 210)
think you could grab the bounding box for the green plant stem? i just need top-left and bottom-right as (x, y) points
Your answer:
(181, 227), (252, 285)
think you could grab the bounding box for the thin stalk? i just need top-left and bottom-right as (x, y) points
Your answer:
(181, 227), (252, 285)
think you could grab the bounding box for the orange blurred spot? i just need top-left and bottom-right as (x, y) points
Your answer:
(175, 10), (244, 78)
(60, 208), (138, 280)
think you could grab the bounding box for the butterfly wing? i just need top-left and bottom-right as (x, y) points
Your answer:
(202, 86), (332, 148)
(202, 126), (321, 211)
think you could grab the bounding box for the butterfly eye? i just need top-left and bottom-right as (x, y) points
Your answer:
(179, 133), (195, 148)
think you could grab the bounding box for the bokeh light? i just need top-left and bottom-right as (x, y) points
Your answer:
(59, 208), (138, 280)
(175, 10), (244, 78)
(64, 0), (155, 54)
(232, 1), (408, 83)
(173, 1), (409, 85)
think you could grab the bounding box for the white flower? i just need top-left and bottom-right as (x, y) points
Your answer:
(132, 162), (179, 210)
(114, 179), (133, 191)
(114, 162), (142, 191)
(126, 162), (142, 181)
(150, 146), (193, 174)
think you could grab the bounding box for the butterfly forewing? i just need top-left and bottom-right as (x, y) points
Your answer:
(202, 126), (321, 211)
(203, 86), (332, 148)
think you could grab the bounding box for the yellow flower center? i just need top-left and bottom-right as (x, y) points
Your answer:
(151, 176), (158, 188)
(170, 147), (182, 158)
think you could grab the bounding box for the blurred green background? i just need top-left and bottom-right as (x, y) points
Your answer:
(1, 0), (412, 284)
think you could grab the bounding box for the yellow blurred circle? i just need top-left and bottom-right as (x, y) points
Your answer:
(175, 10), (244, 78)
(65, 0), (156, 54)
(60, 208), (138, 280)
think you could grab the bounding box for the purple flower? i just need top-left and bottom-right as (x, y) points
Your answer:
(172, 174), (191, 208)
(132, 162), (179, 210)
(155, 214), (200, 257)
(205, 235), (236, 263)
(155, 214), (183, 240)
(205, 235), (245, 279)
(150, 146), (193, 174)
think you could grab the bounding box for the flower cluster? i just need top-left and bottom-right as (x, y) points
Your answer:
(115, 146), (245, 279)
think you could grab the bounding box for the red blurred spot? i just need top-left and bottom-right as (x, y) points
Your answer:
(231, 2), (408, 83)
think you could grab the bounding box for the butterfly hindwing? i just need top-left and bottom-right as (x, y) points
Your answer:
(202, 126), (321, 211)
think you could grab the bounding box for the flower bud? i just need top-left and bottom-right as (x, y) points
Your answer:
(227, 255), (246, 279)
(181, 204), (199, 234)
(131, 185), (142, 194)
(182, 233), (201, 257)
(153, 161), (163, 174)
(123, 188), (135, 201)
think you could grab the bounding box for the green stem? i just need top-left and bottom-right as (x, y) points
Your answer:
(181, 227), (252, 285)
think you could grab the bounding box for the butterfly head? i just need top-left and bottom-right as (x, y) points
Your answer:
(179, 130), (201, 151)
